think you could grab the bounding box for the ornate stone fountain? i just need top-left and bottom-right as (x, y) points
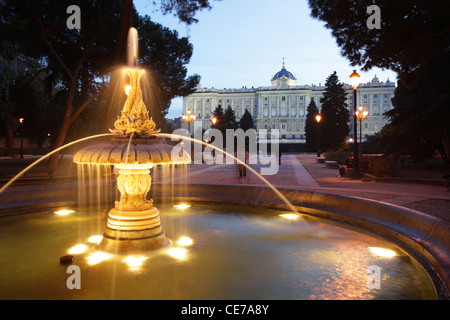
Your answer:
(73, 28), (190, 253)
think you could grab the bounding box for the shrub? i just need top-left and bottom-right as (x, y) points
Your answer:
(324, 147), (351, 165)
(367, 157), (397, 177)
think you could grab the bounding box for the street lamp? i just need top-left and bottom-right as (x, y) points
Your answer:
(355, 105), (369, 145)
(210, 116), (218, 157)
(349, 70), (361, 179)
(19, 118), (24, 159)
(182, 109), (196, 135)
(315, 114), (321, 157)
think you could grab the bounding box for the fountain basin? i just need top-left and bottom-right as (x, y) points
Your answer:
(73, 138), (190, 166)
(0, 183), (448, 299)
(0, 202), (438, 299)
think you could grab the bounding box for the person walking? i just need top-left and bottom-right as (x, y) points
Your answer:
(236, 148), (249, 180)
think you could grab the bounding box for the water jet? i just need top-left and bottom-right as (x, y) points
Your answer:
(73, 28), (190, 253)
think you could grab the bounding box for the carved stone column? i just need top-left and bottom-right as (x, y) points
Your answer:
(98, 163), (169, 253)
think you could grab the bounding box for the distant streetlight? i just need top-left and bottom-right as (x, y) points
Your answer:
(355, 105), (369, 145)
(182, 109), (196, 135)
(19, 118), (24, 159)
(210, 116), (218, 157)
(315, 114), (322, 157)
(349, 70), (361, 179)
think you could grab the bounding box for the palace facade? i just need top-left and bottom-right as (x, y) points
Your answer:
(182, 63), (396, 142)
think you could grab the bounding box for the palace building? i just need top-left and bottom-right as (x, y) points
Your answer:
(182, 62), (396, 142)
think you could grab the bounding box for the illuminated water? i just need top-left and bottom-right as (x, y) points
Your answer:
(0, 204), (436, 300)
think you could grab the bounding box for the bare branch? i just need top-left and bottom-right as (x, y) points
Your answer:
(27, 5), (74, 82)
(70, 90), (104, 124)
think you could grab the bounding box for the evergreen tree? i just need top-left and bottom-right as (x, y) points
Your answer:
(223, 105), (239, 130)
(211, 105), (225, 133)
(304, 99), (320, 152)
(319, 71), (349, 151)
(239, 109), (255, 131)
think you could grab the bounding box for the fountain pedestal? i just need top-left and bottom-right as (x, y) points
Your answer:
(97, 164), (169, 253)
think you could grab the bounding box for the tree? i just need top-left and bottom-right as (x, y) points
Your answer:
(382, 55), (450, 164)
(319, 71), (350, 151)
(304, 99), (320, 152)
(308, 0), (450, 163)
(0, 46), (50, 148)
(136, 14), (200, 127)
(223, 106), (239, 131)
(239, 109), (255, 131)
(308, 0), (449, 82)
(0, 0), (205, 175)
(117, 0), (212, 65)
(211, 105), (225, 133)
(1, 0), (123, 175)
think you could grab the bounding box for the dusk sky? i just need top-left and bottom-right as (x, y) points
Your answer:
(134, 0), (398, 119)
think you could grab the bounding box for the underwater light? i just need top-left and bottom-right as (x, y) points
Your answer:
(87, 235), (103, 244)
(123, 256), (147, 268)
(87, 252), (112, 265)
(68, 244), (88, 255)
(167, 248), (188, 260)
(173, 204), (191, 210)
(279, 213), (300, 220)
(369, 247), (397, 258)
(177, 236), (193, 247)
(54, 209), (75, 216)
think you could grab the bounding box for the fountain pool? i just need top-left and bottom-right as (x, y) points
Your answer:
(0, 202), (437, 300)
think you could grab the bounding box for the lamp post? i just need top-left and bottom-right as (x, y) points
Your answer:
(349, 70), (361, 179)
(355, 105), (369, 145)
(315, 114), (321, 158)
(210, 116), (218, 157)
(19, 118), (24, 159)
(182, 109), (196, 135)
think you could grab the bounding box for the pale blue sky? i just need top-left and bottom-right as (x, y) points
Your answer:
(134, 0), (398, 119)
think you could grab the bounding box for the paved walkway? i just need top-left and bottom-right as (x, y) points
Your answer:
(159, 153), (450, 221)
(1, 153), (449, 221)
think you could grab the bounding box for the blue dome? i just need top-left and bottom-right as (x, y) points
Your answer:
(271, 64), (296, 81)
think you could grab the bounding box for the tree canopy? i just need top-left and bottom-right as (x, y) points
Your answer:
(239, 109), (255, 131)
(308, 0), (450, 82)
(223, 105), (239, 131)
(0, 0), (206, 173)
